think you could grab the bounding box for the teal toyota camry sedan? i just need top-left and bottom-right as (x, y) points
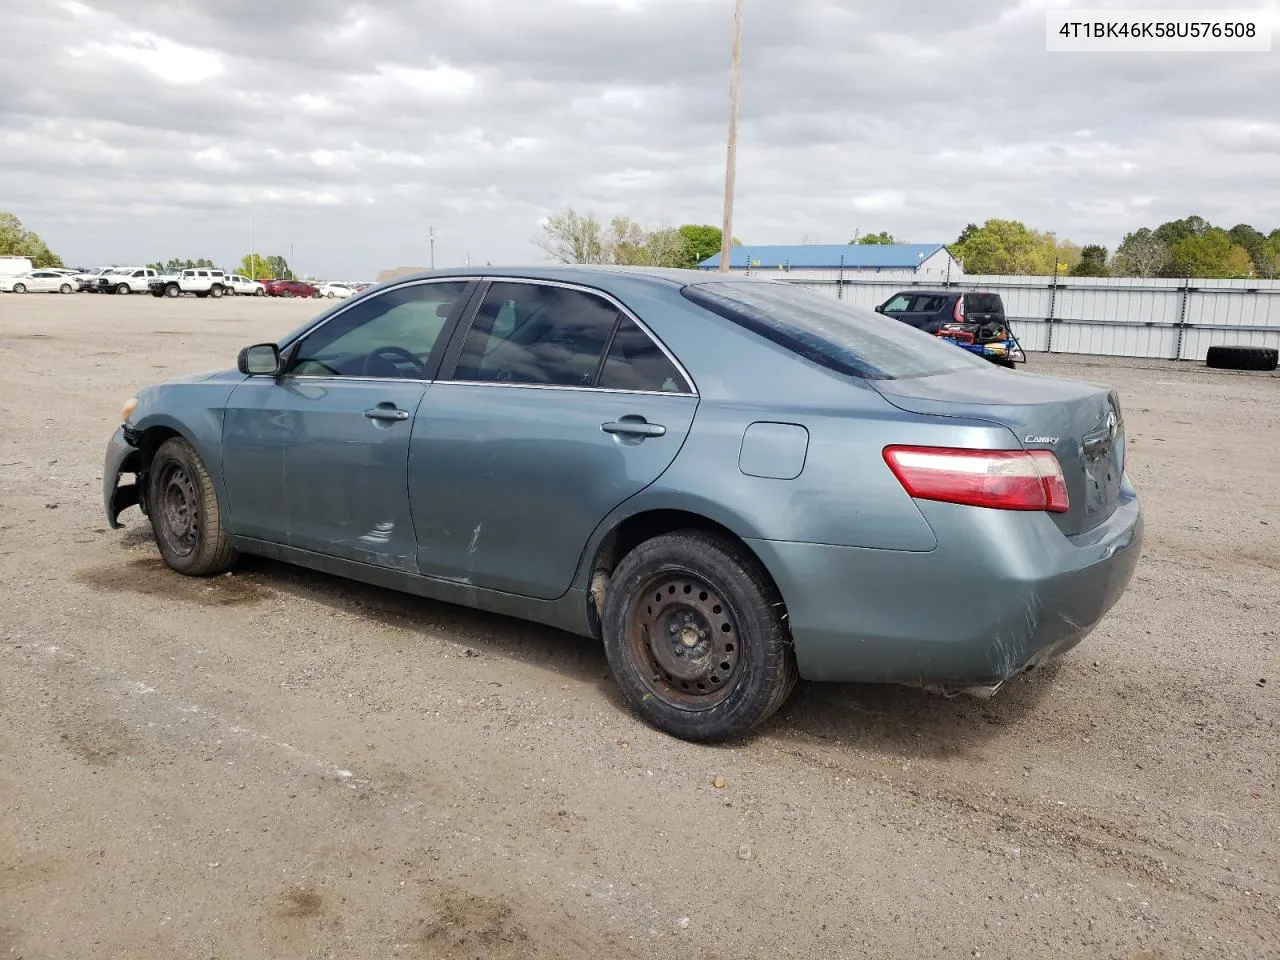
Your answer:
(103, 266), (1142, 742)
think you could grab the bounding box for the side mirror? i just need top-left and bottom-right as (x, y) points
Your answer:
(874, 304), (885, 314)
(237, 343), (281, 376)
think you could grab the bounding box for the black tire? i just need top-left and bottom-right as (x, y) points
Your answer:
(601, 530), (798, 743)
(165, 284), (180, 298)
(147, 437), (237, 576)
(210, 284), (224, 299)
(59, 283), (72, 294)
(12, 283), (26, 294)
(151, 289), (164, 298)
(1205, 345), (1279, 372)
(253, 288), (264, 297)
(116, 284), (131, 295)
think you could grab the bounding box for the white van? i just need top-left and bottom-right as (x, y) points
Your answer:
(0, 256), (35, 279)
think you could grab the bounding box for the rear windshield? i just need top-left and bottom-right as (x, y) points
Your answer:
(964, 292), (1003, 313)
(681, 281), (990, 380)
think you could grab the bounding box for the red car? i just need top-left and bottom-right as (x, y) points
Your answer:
(264, 279), (320, 298)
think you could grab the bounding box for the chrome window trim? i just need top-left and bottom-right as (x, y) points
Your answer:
(435, 380), (693, 398)
(456, 276), (698, 396)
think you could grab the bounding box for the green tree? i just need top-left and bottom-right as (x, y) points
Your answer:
(534, 207), (607, 264)
(1071, 244), (1109, 277)
(1263, 230), (1280, 279)
(1166, 228), (1254, 278)
(1226, 224), (1273, 278)
(1110, 228), (1168, 277)
(0, 212), (64, 268)
(952, 218), (1079, 275)
(675, 224), (725, 268)
(1153, 215), (1210, 249)
(852, 231), (897, 245)
(239, 253), (290, 280)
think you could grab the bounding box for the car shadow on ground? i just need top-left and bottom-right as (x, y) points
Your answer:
(115, 531), (1060, 762)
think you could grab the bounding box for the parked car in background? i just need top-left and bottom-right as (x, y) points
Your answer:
(103, 266), (1142, 743)
(225, 274), (266, 296)
(264, 278), (320, 298)
(148, 269), (230, 299)
(74, 268), (114, 291)
(0, 270), (77, 294)
(318, 281), (356, 299)
(98, 267), (159, 295)
(875, 289), (1023, 368)
(0, 256), (35, 279)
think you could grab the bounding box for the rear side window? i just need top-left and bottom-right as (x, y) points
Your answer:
(682, 281), (990, 380)
(598, 317), (690, 393)
(452, 282), (619, 387)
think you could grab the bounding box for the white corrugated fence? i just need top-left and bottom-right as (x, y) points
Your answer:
(782, 273), (1280, 361)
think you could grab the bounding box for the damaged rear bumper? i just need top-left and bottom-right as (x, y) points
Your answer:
(103, 425), (142, 528)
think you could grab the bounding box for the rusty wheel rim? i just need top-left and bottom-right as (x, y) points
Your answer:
(624, 571), (742, 708)
(157, 462), (200, 558)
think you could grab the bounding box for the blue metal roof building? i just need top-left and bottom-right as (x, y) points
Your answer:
(698, 243), (952, 271)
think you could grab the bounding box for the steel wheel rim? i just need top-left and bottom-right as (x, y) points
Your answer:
(157, 462), (200, 558)
(623, 570), (743, 708)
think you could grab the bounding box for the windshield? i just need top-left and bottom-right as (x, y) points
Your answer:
(681, 281), (991, 380)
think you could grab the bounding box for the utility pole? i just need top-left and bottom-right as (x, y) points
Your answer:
(429, 226), (435, 270)
(718, 0), (746, 273)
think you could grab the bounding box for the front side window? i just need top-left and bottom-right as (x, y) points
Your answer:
(289, 280), (470, 379)
(452, 282), (619, 387)
(882, 294), (912, 313)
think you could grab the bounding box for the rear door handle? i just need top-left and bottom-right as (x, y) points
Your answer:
(602, 418), (666, 438)
(364, 405), (409, 423)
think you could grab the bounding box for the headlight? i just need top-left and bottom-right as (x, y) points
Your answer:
(121, 397), (138, 422)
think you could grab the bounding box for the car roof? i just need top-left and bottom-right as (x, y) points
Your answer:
(375, 264), (782, 294)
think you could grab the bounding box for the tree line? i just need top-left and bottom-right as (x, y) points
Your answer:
(535, 209), (737, 269)
(859, 216), (1280, 279)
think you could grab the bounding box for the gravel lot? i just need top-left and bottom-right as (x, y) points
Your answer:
(1, 292), (1277, 960)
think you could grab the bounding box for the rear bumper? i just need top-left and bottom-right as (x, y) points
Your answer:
(103, 425), (142, 528)
(747, 483), (1144, 686)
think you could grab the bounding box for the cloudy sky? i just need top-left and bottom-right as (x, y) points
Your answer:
(3, 0), (1278, 277)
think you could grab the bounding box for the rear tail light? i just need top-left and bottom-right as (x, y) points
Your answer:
(883, 445), (1070, 513)
(952, 296), (965, 323)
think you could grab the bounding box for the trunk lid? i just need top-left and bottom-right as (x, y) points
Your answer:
(872, 368), (1125, 537)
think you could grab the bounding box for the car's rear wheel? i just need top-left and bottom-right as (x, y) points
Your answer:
(210, 284), (224, 298)
(147, 437), (238, 576)
(165, 284), (180, 298)
(253, 288), (264, 297)
(602, 531), (798, 742)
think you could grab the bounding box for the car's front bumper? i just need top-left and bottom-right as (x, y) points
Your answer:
(103, 425), (142, 528)
(747, 482), (1144, 688)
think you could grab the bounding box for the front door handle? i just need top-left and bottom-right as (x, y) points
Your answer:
(364, 405), (409, 423)
(602, 418), (666, 438)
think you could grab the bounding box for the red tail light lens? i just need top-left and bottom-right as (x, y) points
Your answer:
(883, 445), (1070, 513)
(952, 296), (965, 323)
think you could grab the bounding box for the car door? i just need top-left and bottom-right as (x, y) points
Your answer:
(30, 272), (59, 292)
(221, 278), (477, 571)
(408, 278), (698, 600)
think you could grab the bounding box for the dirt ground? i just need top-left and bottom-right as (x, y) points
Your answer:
(1, 292), (1276, 960)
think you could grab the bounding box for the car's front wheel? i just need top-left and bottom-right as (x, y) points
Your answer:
(59, 283), (72, 294)
(602, 531), (798, 743)
(147, 437), (238, 576)
(13, 283), (26, 294)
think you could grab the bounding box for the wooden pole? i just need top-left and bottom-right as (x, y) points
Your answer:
(718, 0), (745, 273)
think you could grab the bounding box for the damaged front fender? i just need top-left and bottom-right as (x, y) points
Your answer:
(103, 425), (142, 528)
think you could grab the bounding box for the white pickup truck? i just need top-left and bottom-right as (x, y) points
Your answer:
(148, 268), (231, 299)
